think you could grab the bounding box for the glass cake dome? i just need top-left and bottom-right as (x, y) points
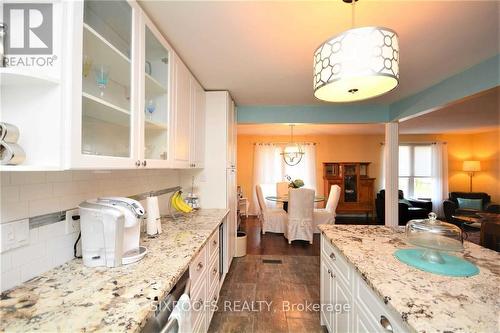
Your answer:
(406, 212), (464, 262)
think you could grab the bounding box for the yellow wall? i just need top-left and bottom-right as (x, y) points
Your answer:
(237, 128), (500, 213)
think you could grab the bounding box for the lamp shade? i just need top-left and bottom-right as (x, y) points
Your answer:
(313, 26), (399, 102)
(463, 161), (481, 172)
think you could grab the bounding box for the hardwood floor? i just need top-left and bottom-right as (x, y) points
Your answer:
(208, 216), (325, 333)
(208, 255), (325, 333)
(241, 216), (320, 256)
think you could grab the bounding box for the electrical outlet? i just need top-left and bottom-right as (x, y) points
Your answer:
(65, 209), (80, 235)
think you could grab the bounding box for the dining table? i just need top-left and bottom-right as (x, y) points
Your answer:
(265, 195), (325, 212)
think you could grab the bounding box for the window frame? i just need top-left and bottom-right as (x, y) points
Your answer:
(399, 143), (433, 199)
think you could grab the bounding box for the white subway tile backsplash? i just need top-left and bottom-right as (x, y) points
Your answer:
(1, 269), (21, 291)
(46, 171), (73, 183)
(71, 170), (93, 181)
(59, 193), (89, 211)
(11, 242), (46, 266)
(1, 172), (11, 186)
(29, 227), (39, 244)
(1, 252), (13, 273)
(11, 172), (46, 185)
(46, 233), (77, 254)
(38, 221), (67, 241)
(29, 198), (60, 217)
(1, 186), (19, 203)
(1, 201), (29, 224)
(0, 169), (181, 292)
(20, 257), (53, 282)
(20, 183), (53, 201)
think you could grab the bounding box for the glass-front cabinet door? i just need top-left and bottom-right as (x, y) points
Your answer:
(72, 0), (138, 168)
(141, 22), (170, 166)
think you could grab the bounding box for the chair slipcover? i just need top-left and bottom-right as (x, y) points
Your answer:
(313, 185), (341, 230)
(256, 185), (287, 234)
(285, 188), (315, 244)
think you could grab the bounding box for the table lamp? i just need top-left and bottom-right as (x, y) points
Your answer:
(462, 161), (481, 192)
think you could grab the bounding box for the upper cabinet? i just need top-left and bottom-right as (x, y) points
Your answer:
(169, 55), (191, 168)
(73, 0), (137, 168)
(169, 55), (206, 169)
(0, 0), (207, 170)
(140, 15), (171, 168)
(191, 77), (206, 169)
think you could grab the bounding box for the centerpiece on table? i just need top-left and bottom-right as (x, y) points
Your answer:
(285, 175), (304, 188)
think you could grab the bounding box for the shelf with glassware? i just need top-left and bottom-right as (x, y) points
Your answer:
(83, 23), (168, 130)
(142, 22), (170, 163)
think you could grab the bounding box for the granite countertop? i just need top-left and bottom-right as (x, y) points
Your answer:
(0, 209), (229, 332)
(318, 225), (500, 333)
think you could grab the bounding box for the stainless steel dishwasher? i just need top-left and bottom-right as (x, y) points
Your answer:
(141, 270), (190, 333)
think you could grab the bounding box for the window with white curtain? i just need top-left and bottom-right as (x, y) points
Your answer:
(252, 143), (317, 214)
(399, 144), (433, 199)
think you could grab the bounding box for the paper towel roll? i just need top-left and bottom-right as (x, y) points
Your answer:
(146, 196), (160, 236)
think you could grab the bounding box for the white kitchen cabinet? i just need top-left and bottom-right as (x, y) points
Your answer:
(189, 227), (221, 333)
(190, 77), (206, 169)
(226, 100), (237, 169)
(1, 0), (205, 171)
(321, 234), (408, 333)
(320, 260), (334, 329)
(198, 91), (237, 277)
(169, 55), (192, 168)
(139, 14), (171, 168)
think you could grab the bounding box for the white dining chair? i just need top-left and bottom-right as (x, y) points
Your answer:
(313, 185), (341, 230)
(256, 184), (287, 234)
(276, 181), (289, 209)
(285, 188), (315, 244)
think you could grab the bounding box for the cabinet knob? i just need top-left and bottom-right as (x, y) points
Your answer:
(330, 252), (336, 260)
(379, 315), (393, 332)
(135, 160), (141, 167)
(196, 262), (203, 271)
(213, 239), (217, 246)
(142, 160), (147, 167)
(213, 267), (217, 275)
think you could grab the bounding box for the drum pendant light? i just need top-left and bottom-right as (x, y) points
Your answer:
(313, 0), (399, 102)
(281, 125), (304, 166)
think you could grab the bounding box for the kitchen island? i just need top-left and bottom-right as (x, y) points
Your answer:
(318, 224), (500, 333)
(0, 209), (229, 332)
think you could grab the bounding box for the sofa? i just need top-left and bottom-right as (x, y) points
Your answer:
(375, 190), (433, 225)
(443, 192), (500, 223)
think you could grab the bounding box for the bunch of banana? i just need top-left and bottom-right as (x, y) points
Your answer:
(171, 191), (193, 213)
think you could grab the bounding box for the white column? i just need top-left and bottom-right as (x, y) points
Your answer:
(384, 122), (399, 226)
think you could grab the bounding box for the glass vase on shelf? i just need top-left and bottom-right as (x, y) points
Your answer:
(146, 99), (156, 121)
(94, 64), (110, 97)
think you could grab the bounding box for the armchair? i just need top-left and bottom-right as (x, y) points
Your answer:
(375, 190), (432, 225)
(443, 192), (499, 223)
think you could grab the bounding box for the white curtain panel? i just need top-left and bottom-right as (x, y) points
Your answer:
(431, 142), (449, 217)
(252, 144), (283, 214)
(380, 143), (386, 190)
(252, 143), (317, 215)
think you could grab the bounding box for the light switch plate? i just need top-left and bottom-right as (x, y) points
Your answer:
(0, 219), (29, 253)
(65, 209), (80, 234)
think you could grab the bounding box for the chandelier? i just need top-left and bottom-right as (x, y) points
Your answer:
(281, 125), (304, 166)
(313, 0), (399, 102)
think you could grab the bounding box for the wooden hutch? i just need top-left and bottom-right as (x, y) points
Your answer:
(323, 162), (375, 219)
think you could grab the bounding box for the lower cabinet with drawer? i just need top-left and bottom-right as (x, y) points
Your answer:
(320, 234), (407, 333)
(189, 228), (220, 333)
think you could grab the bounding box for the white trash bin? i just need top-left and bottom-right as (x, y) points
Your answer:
(235, 231), (247, 257)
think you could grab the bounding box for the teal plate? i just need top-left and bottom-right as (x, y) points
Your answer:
(394, 249), (479, 277)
